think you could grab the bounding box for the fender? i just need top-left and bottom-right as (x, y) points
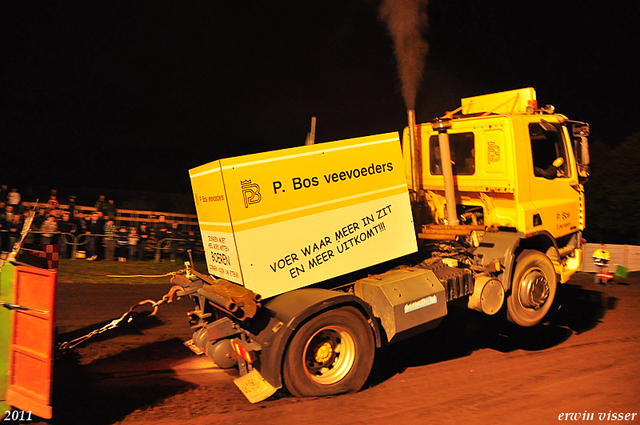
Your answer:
(474, 230), (576, 292)
(245, 288), (381, 390)
(522, 230), (558, 253)
(497, 230), (564, 290)
(473, 231), (522, 292)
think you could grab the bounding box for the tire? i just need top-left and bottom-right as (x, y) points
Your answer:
(283, 306), (375, 397)
(507, 250), (557, 327)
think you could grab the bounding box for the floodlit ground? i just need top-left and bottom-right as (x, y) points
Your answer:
(25, 271), (640, 424)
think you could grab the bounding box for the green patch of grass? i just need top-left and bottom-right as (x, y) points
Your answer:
(57, 258), (208, 284)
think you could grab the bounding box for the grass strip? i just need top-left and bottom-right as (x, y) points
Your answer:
(56, 258), (208, 285)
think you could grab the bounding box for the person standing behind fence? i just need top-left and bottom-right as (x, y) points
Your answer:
(7, 214), (23, 253)
(128, 227), (139, 260)
(6, 188), (21, 210)
(117, 226), (128, 262)
(1, 205), (15, 251)
(33, 208), (46, 228)
(104, 218), (117, 261)
(33, 209), (50, 245)
(154, 215), (169, 239)
(95, 195), (108, 217)
(40, 215), (57, 245)
(75, 212), (87, 233)
(0, 185), (8, 204)
(57, 211), (75, 259)
(72, 211), (86, 258)
(168, 221), (181, 262)
(86, 212), (102, 261)
(106, 199), (116, 220)
(47, 194), (59, 211)
(154, 215), (170, 260)
(68, 196), (77, 218)
(138, 222), (150, 260)
(4, 205), (14, 225)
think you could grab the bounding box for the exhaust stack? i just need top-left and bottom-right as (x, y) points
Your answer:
(305, 116), (317, 146)
(407, 109), (419, 197)
(432, 117), (459, 225)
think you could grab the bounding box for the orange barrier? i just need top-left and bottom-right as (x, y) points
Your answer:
(5, 266), (56, 419)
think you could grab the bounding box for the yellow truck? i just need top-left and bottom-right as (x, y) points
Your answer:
(178, 87), (591, 402)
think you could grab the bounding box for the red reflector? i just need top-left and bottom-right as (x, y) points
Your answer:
(231, 339), (254, 364)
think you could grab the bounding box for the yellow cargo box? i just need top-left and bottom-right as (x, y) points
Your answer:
(189, 132), (418, 299)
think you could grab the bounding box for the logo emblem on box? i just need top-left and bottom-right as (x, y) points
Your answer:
(241, 180), (262, 208)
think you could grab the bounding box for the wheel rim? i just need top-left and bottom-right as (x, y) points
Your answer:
(302, 325), (356, 385)
(518, 267), (550, 309)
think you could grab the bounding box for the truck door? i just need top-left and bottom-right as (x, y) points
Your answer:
(527, 119), (582, 238)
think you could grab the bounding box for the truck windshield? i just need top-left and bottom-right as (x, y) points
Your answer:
(530, 122), (569, 179)
(429, 132), (475, 175)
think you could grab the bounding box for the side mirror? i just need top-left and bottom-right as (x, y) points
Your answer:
(573, 123), (590, 137)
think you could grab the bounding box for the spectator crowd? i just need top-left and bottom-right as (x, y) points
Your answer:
(0, 185), (200, 263)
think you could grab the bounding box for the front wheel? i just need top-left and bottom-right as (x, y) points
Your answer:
(507, 250), (557, 327)
(283, 306), (375, 397)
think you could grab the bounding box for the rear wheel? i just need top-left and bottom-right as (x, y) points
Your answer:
(283, 306), (374, 397)
(507, 250), (557, 327)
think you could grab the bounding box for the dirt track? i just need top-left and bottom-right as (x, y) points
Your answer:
(29, 272), (640, 424)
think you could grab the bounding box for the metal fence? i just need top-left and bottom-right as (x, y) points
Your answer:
(8, 202), (203, 262)
(21, 202), (200, 232)
(1, 230), (203, 263)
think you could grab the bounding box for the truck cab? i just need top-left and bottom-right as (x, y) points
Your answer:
(403, 88), (589, 326)
(404, 88), (589, 287)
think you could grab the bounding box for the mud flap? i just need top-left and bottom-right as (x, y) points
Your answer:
(233, 369), (278, 403)
(5, 266), (56, 419)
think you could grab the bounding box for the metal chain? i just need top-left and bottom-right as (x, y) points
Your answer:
(57, 284), (185, 353)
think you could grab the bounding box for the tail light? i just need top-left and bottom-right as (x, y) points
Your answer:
(231, 339), (255, 364)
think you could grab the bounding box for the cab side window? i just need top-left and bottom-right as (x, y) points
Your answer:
(429, 132), (475, 175)
(529, 122), (568, 179)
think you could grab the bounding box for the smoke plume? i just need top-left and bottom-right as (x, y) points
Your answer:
(379, 0), (429, 110)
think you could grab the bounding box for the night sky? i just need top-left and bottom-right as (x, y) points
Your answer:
(2, 0), (639, 202)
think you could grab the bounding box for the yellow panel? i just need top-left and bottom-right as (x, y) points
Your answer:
(190, 133), (418, 298)
(189, 161), (233, 229)
(462, 87), (536, 115)
(190, 161), (242, 283)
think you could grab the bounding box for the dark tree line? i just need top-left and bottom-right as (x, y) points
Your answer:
(584, 132), (640, 245)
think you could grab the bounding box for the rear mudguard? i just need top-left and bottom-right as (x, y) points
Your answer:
(245, 288), (382, 390)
